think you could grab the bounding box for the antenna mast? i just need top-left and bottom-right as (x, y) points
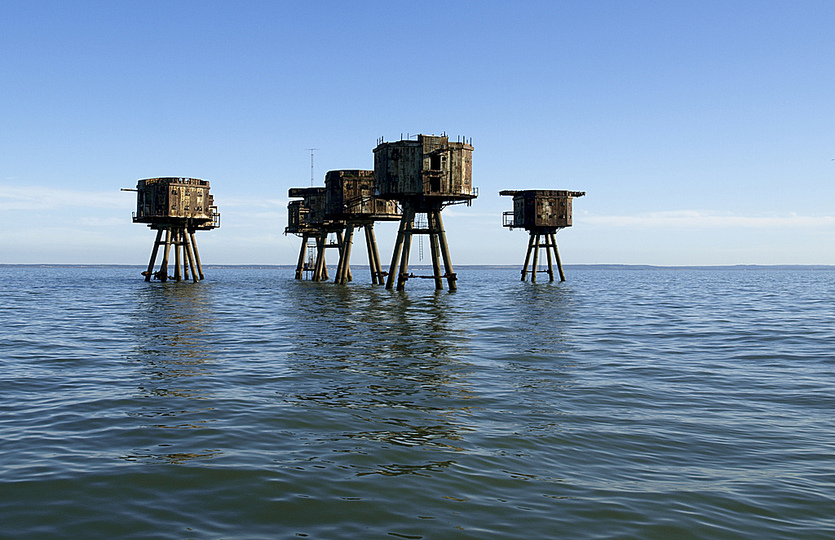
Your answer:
(307, 148), (319, 186)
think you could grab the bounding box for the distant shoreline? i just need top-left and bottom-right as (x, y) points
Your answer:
(2, 264), (833, 270)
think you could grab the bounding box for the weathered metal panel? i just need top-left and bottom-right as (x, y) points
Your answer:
(134, 177), (218, 228)
(501, 189), (584, 230)
(374, 135), (475, 200)
(325, 169), (400, 220)
(286, 200), (308, 233)
(287, 187), (328, 227)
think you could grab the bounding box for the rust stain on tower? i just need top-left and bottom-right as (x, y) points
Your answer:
(500, 189), (584, 282)
(374, 134), (476, 291)
(130, 177), (220, 282)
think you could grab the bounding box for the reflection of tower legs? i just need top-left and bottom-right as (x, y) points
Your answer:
(142, 226), (204, 283)
(521, 231), (565, 283)
(385, 205), (457, 292)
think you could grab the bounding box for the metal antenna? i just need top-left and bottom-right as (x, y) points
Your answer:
(307, 148), (319, 186)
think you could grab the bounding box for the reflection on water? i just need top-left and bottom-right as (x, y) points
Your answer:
(3, 267), (835, 538)
(502, 282), (575, 357)
(285, 283), (476, 474)
(130, 283), (215, 367)
(124, 282), (220, 464)
(356, 459), (457, 477)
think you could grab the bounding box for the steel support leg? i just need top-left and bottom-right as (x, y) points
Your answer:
(295, 234), (308, 280)
(435, 210), (457, 292)
(159, 228), (173, 282)
(545, 233), (554, 282)
(145, 229), (164, 281)
(552, 232), (565, 281)
(396, 208), (415, 291)
(189, 232), (204, 281)
(173, 228), (183, 282)
(313, 232), (327, 281)
(531, 234), (540, 283)
(337, 225), (355, 285)
(386, 208), (410, 290)
(521, 232), (535, 282)
(428, 211), (443, 290)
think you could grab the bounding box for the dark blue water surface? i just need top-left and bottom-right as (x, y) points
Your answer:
(1, 265), (834, 539)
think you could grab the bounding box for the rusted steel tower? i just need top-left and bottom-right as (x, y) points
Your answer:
(286, 187), (344, 281)
(374, 134), (476, 291)
(324, 170), (401, 285)
(500, 189), (584, 282)
(130, 177), (220, 283)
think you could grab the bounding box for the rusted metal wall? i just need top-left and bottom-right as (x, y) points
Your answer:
(501, 190), (585, 229)
(374, 135), (474, 200)
(286, 200), (309, 233)
(134, 177), (217, 227)
(286, 187), (328, 230)
(325, 169), (400, 220)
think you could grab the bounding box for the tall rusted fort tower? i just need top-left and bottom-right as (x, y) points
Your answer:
(500, 189), (584, 282)
(374, 134), (476, 291)
(130, 177), (220, 282)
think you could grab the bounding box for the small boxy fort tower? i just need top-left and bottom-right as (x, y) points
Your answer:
(374, 134), (476, 291)
(286, 186), (341, 282)
(286, 171), (401, 284)
(130, 177), (220, 282)
(500, 189), (584, 282)
(324, 170), (401, 285)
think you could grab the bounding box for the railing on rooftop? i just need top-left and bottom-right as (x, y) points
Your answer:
(503, 211), (517, 228)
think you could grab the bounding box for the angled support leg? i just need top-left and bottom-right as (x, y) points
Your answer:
(387, 209), (410, 290)
(428, 211), (443, 290)
(313, 232), (328, 281)
(189, 232), (205, 281)
(145, 229), (164, 281)
(531, 234), (540, 283)
(521, 232), (535, 282)
(158, 228), (173, 282)
(552, 232), (565, 282)
(295, 234), (308, 280)
(544, 232), (555, 282)
(396, 208), (415, 291)
(435, 210), (457, 292)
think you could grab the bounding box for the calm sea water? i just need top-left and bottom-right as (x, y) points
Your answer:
(1, 265), (834, 539)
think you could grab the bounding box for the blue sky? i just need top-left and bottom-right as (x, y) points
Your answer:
(2, 1), (833, 265)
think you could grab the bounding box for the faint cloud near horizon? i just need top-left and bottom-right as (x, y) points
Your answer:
(0, 183), (130, 211)
(580, 210), (835, 229)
